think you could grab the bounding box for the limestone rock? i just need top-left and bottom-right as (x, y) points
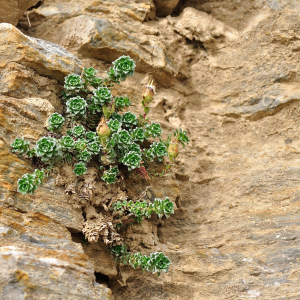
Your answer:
(0, 0), (40, 26)
(0, 24), (83, 231)
(169, 7), (238, 49)
(176, 0), (271, 31)
(0, 62), (63, 112)
(32, 14), (179, 82)
(190, 11), (300, 120)
(0, 207), (112, 300)
(154, 0), (180, 17)
(35, 0), (155, 22)
(0, 23), (81, 83)
(4, 0), (300, 299)
(0, 95), (83, 232)
(82, 241), (118, 277)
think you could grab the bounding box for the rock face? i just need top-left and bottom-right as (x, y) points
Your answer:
(168, 7), (238, 49)
(154, 0), (180, 17)
(0, 24), (84, 232)
(0, 20), (112, 298)
(1, 0), (300, 299)
(0, 207), (112, 300)
(0, 0), (40, 26)
(23, 0), (184, 84)
(0, 23), (82, 84)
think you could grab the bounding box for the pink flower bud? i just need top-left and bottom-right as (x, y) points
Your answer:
(96, 117), (111, 139)
(167, 139), (179, 162)
(142, 79), (156, 107)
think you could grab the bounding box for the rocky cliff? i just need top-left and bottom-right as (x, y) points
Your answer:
(1, 0), (300, 299)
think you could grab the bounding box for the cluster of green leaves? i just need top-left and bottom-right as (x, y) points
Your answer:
(11, 137), (35, 157)
(10, 55), (192, 276)
(107, 56), (136, 82)
(47, 113), (65, 132)
(101, 166), (119, 184)
(111, 245), (171, 275)
(17, 169), (48, 195)
(11, 51), (189, 189)
(112, 197), (174, 223)
(11, 56), (139, 192)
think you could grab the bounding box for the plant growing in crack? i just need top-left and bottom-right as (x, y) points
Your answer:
(11, 55), (189, 275)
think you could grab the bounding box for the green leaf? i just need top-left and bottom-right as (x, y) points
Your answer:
(47, 113), (65, 132)
(115, 96), (131, 110)
(108, 119), (122, 132)
(78, 150), (91, 162)
(86, 131), (98, 141)
(75, 139), (88, 152)
(72, 125), (86, 138)
(73, 162), (87, 176)
(64, 74), (84, 91)
(11, 137), (30, 156)
(112, 56), (136, 81)
(131, 127), (145, 143)
(145, 122), (162, 138)
(60, 136), (75, 151)
(111, 246), (171, 274)
(101, 166), (119, 184)
(122, 111), (138, 128)
(66, 96), (87, 117)
(122, 151), (141, 170)
(35, 137), (62, 164)
(87, 141), (102, 155)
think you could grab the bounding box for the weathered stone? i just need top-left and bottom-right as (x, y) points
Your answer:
(154, 0), (180, 17)
(0, 0), (40, 26)
(85, 0), (156, 21)
(0, 23), (81, 83)
(168, 7), (238, 49)
(5, 0), (300, 299)
(0, 207), (112, 300)
(0, 62), (63, 111)
(35, 0), (155, 22)
(190, 11), (300, 120)
(33, 15), (179, 82)
(0, 95), (83, 232)
(176, 0), (271, 31)
(82, 241), (118, 277)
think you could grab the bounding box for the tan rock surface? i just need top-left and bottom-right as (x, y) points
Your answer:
(0, 23), (81, 83)
(0, 207), (112, 300)
(0, 0), (40, 26)
(0, 30), (84, 231)
(0, 95), (84, 231)
(154, 0), (180, 17)
(5, 0), (300, 299)
(168, 7), (238, 49)
(34, 0), (155, 22)
(22, 0), (184, 84)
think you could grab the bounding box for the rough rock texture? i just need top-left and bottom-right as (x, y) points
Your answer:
(154, 0), (180, 17)
(0, 23), (82, 84)
(0, 24), (84, 232)
(21, 0), (186, 83)
(168, 7), (238, 50)
(0, 207), (112, 299)
(0, 21), (113, 299)
(0, 0), (40, 26)
(1, 0), (300, 299)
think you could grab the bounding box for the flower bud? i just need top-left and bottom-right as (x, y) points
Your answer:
(96, 117), (111, 139)
(167, 139), (179, 163)
(102, 103), (115, 119)
(142, 80), (156, 107)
